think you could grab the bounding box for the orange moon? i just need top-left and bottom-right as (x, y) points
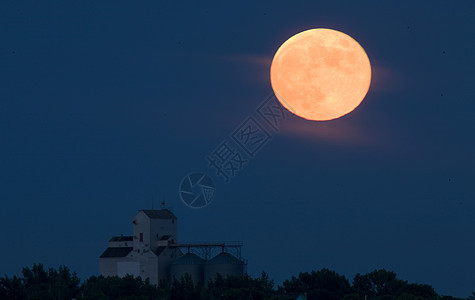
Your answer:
(270, 28), (371, 121)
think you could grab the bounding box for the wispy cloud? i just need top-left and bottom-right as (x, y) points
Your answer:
(215, 55), (402, 149)
(370, 60), (406, 92)
(221, 54), (405, 93)
(221, 54), (273, 67)
(219, 54), (273, 84)
(279, 117), (379, 147)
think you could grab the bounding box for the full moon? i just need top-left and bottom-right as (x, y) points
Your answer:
(270, 28), (371, 121)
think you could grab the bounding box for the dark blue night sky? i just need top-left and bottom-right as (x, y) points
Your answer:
(1, 1), (474, 297)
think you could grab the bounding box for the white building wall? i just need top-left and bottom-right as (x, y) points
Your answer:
(128, 247), (159, 285)
(117, 261), (140, 277)
(133, 211), (151, 250)
(150, 218), (177, 251)
(99, 258), (120, 277)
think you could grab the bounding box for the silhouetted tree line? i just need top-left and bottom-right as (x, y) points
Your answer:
(0, 263), (473, 300)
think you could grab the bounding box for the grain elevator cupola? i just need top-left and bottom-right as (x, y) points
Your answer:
(133, 209), (177, 252)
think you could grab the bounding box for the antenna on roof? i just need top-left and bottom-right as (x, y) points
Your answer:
(152, 196), (154, 210)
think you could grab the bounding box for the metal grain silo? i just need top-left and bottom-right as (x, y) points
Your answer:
(169, 253), (205, 285)
(204, 252), (245, 285)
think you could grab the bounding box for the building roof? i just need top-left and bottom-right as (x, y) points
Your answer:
(109, 235), (133, 242)
(171, 253), (205, 265)
(160, 235), (172, 241)
(100, 247), (133, 258)
(155, 246), (167, 256)
(140, 209), (177, 220)
(206, 252), (244, 265)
